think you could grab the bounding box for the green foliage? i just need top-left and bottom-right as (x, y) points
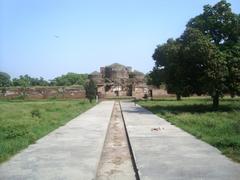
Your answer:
(179, 28), (228, 108)
(224, 42), (240, 97)
(84, 79), (97, 102)
(146, 68), (165, 87)
(0, 100), (95, 163)
(186, 0), (240, 103)
(138, 97), (240, 162)
(0, 72), (11, 88)
(152, 38), (186, 100)
(150, 0), (240, 108)
(12, 76), (49, 86)
(51, 73), (88, 86)
(187, 0), (240, 46)
(30, 77), (49, 86)
(12, 75), (33, 99)
(1, 72), (88, 88)
(11, 73), (88, 87)
(31, 109), (41, 118)
(12, 75), (33, 87)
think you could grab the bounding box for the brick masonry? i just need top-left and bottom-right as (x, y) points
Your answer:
(0, 86), (85, 99)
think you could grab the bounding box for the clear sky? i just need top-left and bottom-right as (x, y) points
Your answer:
(0, 0), (239, 80)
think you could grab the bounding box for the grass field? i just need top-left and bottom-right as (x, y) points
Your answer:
(138, 97), (240, 162)
(0, 99), (95, 163)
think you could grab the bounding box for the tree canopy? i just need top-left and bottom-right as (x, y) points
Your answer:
(50, 73), (88, 86)
(9, 73), (88, 87)
(150, 0), (240, 108)
(0, 72), (11, 87)
(187, 0), (240, 46)
(12, 75), (49, 87)
(84, 79), (97, 103)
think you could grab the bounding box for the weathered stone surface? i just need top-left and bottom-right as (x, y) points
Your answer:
(90, 63), (149, 99)
(121, 101), (240, 180)
(0, 86), (85, 99)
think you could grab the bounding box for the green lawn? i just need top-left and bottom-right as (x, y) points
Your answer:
(0, 99), (95, 163)
(138, 97), (240, 162)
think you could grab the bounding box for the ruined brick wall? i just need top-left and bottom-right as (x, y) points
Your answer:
(111, 69), (129, 81)
(0, 86), (86, 99)
(132, 87), (148, 99)
(151, 88), (172, 98)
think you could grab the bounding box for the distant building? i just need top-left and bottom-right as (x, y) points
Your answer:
(89, 63), (149, 99)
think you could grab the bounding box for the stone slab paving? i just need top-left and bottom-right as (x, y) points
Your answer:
(0, 101), (114, 180)
(120, 101), (240, 180)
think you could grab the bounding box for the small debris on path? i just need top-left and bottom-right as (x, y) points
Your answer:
(151, 127), (164, 132)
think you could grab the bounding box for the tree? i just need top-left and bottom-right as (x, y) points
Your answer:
(0, 72), (11, 96)
(51, 73), (88, 86)
(187, 0), (239, 46)
(14, 75), (32, 99)
(30, 77), (49, 86)
(187, 0), (240, 98)
(150, 0), (239, 108)
(84, 79), (97, 103)
(152, 38), (185, 100)
(223, 42), (240, 97)
(146, 67), (165, 88)
(12, 75), (49, 86)
(179, 28), (228, 108)
(0, 72), (11, 87)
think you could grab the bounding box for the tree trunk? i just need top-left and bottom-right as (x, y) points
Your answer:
(176, 93), (181, 101)
(212, 92), (219, 110)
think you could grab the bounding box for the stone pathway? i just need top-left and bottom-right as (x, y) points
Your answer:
(0, 101), (114, 180)
(1, 100), (240, 180)
(121, 101), (240, 180)
(96, 102), (135, 180)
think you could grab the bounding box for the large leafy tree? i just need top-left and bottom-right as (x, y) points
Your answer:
(179, 28), (228, 108)
(187, 0), (240, 97)
(187, 0), (239, 46)
(152, 38), (186, 100)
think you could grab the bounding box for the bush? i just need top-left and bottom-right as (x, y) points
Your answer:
(31, 109), (41, 118)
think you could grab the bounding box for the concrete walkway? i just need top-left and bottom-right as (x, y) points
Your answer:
(96, 102), (135, 180)
(0, 101), (114, 180)
(120, 101), (240, 180)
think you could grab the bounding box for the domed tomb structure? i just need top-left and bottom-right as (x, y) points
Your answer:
(89, 63), (149, 99)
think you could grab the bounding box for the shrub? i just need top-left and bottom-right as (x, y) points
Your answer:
(31, 109), (41, 118)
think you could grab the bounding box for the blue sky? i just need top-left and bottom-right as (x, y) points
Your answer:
(0, 0), (239, 80)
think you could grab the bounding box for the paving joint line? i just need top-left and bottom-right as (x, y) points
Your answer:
(94, 101), (115, 180)
(119, 101), (140, 180)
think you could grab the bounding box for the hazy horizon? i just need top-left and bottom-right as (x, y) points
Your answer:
(1, 0), (239, 80)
